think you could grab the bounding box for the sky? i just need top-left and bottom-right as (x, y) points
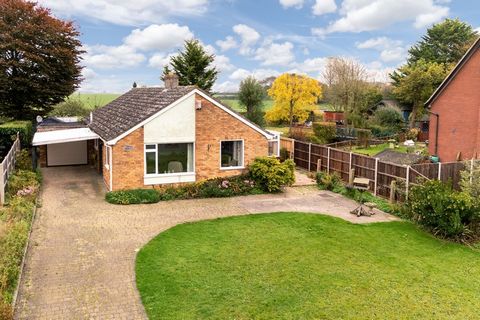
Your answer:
(37, 0), (480, 93)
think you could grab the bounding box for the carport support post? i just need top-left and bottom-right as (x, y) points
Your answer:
(374, 158), (379, 196)
(308, 143), (312, 171)
(327, 147), (331, 174)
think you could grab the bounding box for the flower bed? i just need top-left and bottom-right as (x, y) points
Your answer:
(106, 157), (296, 205)
(0, 167), (41, 319)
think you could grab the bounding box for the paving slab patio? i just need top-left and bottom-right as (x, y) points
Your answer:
(15, 166), (398, 319)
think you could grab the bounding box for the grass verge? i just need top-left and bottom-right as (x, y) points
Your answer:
(136, 213), (480, 319)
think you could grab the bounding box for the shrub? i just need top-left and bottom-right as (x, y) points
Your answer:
(7, 170), (40, 198)
(459, 161), (480, 198)
(311, 122), (336, 144)
(49, 99), (90, 118)
(249, 157), (295, 192)
(372, 106), (405, 132)
(316, 172), (343, 192)
(0, 121), (33, 148)
(356, 129), (372, 148)
(105, 189), (160, 205)
(15, 150), (32, 171)
(403, 180), (480, 241)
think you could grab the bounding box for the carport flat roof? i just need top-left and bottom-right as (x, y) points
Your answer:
(32, 128), (99, 146)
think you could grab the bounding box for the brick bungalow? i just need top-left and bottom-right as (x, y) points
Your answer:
(33, 75), (279, 191)
(425, 37), (480, 162)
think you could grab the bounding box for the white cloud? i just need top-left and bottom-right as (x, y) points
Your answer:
(82, 44), (145, 69)
(37, 0), (208, 26)
(213, 55), (235, 72)
(279, 0), (304, 9)
(233, 24), (261, 55)
(312, 0), (449, 37)
(475, 27), (480, 34)
(356, 37), (407, 63)
(124, 24), (193, 51)
(79, 74), (135, 93)
(293, 57), (328, 74)
(229, 68), (280, 81)
(148, 53), (176, 69)
(255, 41), (295, 66)
(216, 36), (238, 51)
(213, 80), (239, 92)
(365, 61), (394, 83)
(312, 0), (337, 15)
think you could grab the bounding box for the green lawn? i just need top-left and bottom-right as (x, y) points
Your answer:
(136, 213), (480, 320)
(69, 92), (120, 109)
(218, 98), (333, 113)
(351, 143), (425, 156)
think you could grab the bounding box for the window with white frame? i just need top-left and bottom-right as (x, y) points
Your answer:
(145, 143), (194, 175)
(220, 140), (243, 168)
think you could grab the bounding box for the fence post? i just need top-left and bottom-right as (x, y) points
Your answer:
(308, 143), (312, 172)
(406, 165), (410, 199)
(291, 139), (295, 159)
(437, 162), (441, 180)
(374, 158), (379, 196)
(0, 162), (4, 205)
(349, 152), (353, 171)
(389, 180), (396, 204)
(327, 147), (331, 174)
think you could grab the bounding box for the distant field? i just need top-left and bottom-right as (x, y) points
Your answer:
(69, 93), (120, 109)
(219, 98), (333, 113)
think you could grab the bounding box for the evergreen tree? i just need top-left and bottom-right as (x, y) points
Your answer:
(238, 76), (265, 126)
(162, 40), (218, 92)
(0, 0), (83, 119)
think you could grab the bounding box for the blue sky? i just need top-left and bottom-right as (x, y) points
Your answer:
(38, 0), (480, 93)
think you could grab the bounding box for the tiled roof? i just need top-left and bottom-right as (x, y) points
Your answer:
(89, 86), (196, 141)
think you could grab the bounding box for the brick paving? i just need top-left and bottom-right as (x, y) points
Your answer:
(15, 166), (397, 319)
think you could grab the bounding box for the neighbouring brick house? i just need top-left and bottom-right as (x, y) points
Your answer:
(33, 76), (279, 191)
(425, 37), (480, 162)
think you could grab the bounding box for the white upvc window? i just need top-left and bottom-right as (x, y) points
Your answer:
(144, 143), (194, 175)
(220, 140), (244, 169)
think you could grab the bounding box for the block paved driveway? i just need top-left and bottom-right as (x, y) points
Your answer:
(15, 166), (397, 319)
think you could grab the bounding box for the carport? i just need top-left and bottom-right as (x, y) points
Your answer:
(32, 127), (99, 167)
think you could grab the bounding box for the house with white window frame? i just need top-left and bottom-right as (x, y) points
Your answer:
(33, 75), (280, 191)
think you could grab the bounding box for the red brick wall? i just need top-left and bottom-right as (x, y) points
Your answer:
(111, 128), (145, 190)
(194, 94), (268, 180)
(429, 49), (480, 162)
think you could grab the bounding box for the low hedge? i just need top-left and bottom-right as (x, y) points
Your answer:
(0, 121), (33, 148)
(105, 189), (160, 205)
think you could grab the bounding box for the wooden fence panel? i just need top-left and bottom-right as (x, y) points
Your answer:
(310, 144), (327, 172)
(293, 141), (310, 170)
(377, 161), (407, 200)
(329, 148), (350, 181)
(280, 137), (294, 158)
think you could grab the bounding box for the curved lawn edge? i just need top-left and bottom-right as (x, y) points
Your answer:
(135, 212), (479, 320)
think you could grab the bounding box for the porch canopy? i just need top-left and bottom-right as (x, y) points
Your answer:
(32, 128), (99, 146)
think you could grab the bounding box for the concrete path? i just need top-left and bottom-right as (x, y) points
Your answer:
(15, 166), (397, 319)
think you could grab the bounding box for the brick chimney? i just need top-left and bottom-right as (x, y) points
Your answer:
(164, 72), (179, 89)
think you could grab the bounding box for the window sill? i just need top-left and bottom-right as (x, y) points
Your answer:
(220, 166), (245, 171)
(144, 172), (195, 178)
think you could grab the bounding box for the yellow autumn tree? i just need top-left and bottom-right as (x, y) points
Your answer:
(265, 73), (322, 134)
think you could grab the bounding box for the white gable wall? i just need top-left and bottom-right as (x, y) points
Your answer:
(144, 94), (195, 143)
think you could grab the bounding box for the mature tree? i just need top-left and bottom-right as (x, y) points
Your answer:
(392, 60), (448, 127)
(322, 57), (383, 126)
(391, 18), (478, 126)
(238, 76), (265, 126)
(408, 18), (478, 65)
(265, 73), (322, 134)
(162, 39), (218, 92)
(0, 0), (83, 119)
(259, 76), (277, 91)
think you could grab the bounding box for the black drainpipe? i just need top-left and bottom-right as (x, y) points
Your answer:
(428, 110), (439, 155)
